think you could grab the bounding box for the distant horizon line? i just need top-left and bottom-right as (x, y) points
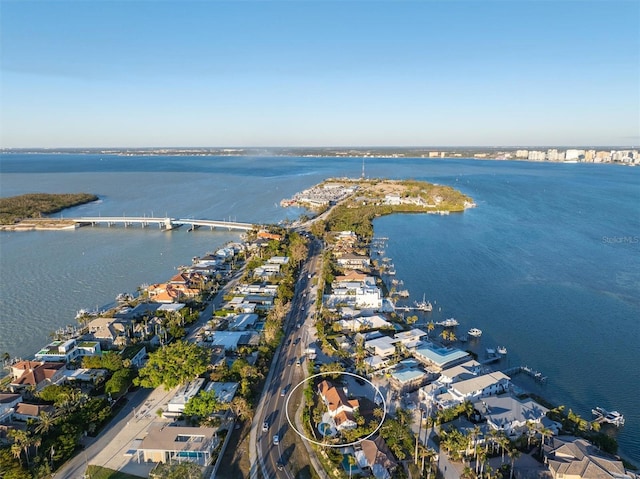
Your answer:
(2, 145), (638, 151)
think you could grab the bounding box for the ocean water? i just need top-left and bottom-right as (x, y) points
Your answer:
(0, 154), (638, 463)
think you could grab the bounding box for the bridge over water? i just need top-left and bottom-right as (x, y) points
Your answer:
(69, 216), (256, 232)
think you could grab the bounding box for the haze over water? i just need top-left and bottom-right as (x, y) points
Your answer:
(0, 154), (638, 463)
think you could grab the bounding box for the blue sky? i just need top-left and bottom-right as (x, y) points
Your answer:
(1, 0), (638, 148)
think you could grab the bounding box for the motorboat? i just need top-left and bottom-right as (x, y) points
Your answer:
(468, 328), (482, 337)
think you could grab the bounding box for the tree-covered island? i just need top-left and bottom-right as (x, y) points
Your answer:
(0, 193), (98, 227)
(282, 177), (476, 240)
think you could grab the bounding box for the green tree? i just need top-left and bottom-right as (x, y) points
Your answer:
(184, 390), (222, 420)
(105, 367), (136, 397)
(135, 340), (209, 390)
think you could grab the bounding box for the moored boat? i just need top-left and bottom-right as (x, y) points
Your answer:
(468, 328), (482, 337)
(592, 407), (625, 426)
(439, 318), (459, 327)
(496, 346), (508, 355)
(414, 294), (433, 312)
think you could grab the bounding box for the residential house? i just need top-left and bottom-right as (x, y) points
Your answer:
(439, 360), (482, 384)
(9, 361), (66, 392)
(0, 393), (22, 423)
(389, 366), (431, 393)
(167, 378), (206, 415)
(412, 342), (470, 371)
(355, 436), (398, 479)
(137, 424), (219, 465)
(337, 314), (392, 332)
(317, 380), (360, 431)
(34, 338), (101, 363)
(326, 276), (382, 310)
(13, 403), (55, 422)
(473, 394), (551, 437)
(394, 328), (428, 349)
(365, 336), (398, 358)
(257, 230), (283, 241)
(336, 253), (371, 270)
(544, 436), (634, 479)
(86, 316), (128, 348)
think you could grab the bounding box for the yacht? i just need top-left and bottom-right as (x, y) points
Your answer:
(592, 407), (625, 426)
(468, 328), (482, 337)
(439, 318), (459, 327)
(497, 346), (508, 355)
(414, 294), (433, 312)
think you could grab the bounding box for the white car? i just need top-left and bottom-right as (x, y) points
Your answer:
(262, 421), (268, 432)
(273, 435), (279, 445)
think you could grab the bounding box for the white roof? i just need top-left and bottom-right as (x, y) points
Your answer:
(451, 371), (510, 396)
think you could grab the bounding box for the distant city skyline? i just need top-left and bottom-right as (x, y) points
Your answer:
(1, 0), (638, 148)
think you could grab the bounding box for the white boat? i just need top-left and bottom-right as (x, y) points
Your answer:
(468, 328), (482, 337)
(496, 346), (508, 355)
(439, 318), (459, 327)
(414, 294), (433, 312)
(592, 407), (625, 426)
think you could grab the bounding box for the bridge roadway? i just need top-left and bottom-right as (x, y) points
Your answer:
(69, 216), (255, 231)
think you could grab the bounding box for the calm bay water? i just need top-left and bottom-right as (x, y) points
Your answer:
(0, 154), (638, 462)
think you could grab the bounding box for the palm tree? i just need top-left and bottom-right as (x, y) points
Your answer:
(497, 432), (510, 463)
(34, 410), (56, 436)
(508, 448), (520, 479)
(525, 421), (535, 448)
(537, 425), (552, 457)
(2, 351), (10, 366)
(11, 443), (23, 466)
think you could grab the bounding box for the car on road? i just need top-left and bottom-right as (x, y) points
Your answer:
(293, 337), (300, 345)
(277, 460), (284, 471)
(273, 435), (279, 445)
(288, 357), (295, 366)
(281, 385), (290, 396)
(296, 357), (303, 366)
(262, 421), (268, 432)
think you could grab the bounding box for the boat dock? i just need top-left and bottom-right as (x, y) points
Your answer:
(502, 365), (548, 382)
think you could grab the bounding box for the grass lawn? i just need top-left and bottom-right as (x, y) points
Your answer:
(85, 465), (144, 479)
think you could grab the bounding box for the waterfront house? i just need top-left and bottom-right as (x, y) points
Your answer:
(86, 316), (128, 348)
(544, 436), (635, 479)
(355, 436), (398, 479)
(337, 314), (393, 332)
(336, 253), (371, 270)
(439, 360), (482, 384)
(473, 394), (551, 437)
(137, 424), (219, 466)
(412, 342), (470, 371)
(317, 380), (360, 431)
(325, 276), (383, 310)
(9, 361), (66, 392)
(34, 338), (101, 364)
(394, 328), (428, 349)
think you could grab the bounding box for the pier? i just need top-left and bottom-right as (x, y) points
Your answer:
(502, 365), (548, 382)
(68, 216), (255, 232)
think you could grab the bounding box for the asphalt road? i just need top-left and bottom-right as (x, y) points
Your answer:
(254, 238), (323, 478)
